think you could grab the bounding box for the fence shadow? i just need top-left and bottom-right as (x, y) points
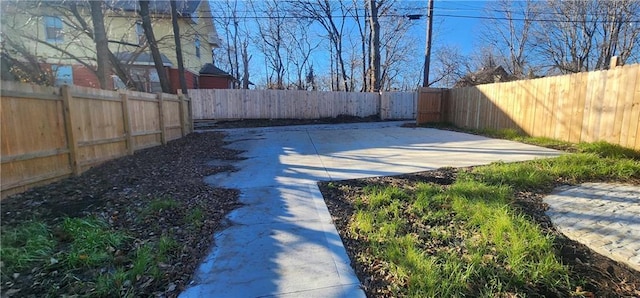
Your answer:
(430, 64), (639, 151)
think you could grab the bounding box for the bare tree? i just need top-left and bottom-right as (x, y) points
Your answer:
(212, 0), (239, 88)
(482, 0), (540, 78)
(306, 64), (317, 90)
(65, 1), (136, 89)
(377, 3), (420, 90)
(250, 0), (288, 89)
(350, 0), (368, 91)
(138, 0), (171, 93)
(534, 0), (640, 73)
(170, 0), (188, 95)
(594, 0), (640, 69)
(89, 0), (111, 89)
(284, 20), (320, 90)
(241, 39), (252, 89)
(367, 0), (382, 92)
(428, 45), (466, 87)
(289, 0), (351, 91)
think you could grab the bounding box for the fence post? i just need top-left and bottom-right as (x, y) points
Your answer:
(413, 91), (418, 120)
(178, 94), (186, 137)
(377, 92), (383, 120)
(187, 97), (193, 133)
(120, 92), (134, 155)
(157, 93), (167, 145)
(610, 56), (620, 68)
(60, 85), (80, 175)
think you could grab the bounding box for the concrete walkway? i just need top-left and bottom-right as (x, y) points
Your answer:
(544, 183), (640, 272)
(180, 122), (560, 298)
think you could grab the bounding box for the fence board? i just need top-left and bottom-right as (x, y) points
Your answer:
(1, 82), (191, 199)
(190, 89), (405, 120)
(443, 64), (640, 150)
(628, 66), (640, 149)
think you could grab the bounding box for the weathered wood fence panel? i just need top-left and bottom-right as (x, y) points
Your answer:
(380, 92), (417, 120)
(416, 88), (446, 123)
(443, 64), (640, 150)
(190, 89), (415, 120)
(1, 81), (192, 199)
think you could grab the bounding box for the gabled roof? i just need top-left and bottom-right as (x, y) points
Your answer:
(199, 63), (233, 77)
(107, 0), (201, 16)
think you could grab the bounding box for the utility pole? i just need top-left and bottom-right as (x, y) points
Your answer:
(422, 0), (434, 87)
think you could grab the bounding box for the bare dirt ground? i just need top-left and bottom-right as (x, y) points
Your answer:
(1, 132), (242, 297)
(319, 168), (640, 298)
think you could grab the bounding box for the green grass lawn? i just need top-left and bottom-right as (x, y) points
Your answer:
(0, 195), (200, 297)
(342, 129), (640, 297)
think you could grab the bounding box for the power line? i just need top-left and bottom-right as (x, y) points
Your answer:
(110, 7), (640, 24)
(209, 2), (635, 20)
(196, 12), (640, 24)
(430, 13), (640, 23)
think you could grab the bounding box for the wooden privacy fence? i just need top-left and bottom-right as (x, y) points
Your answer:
(1, 81), (192, 199)
(440, 63), (640, 150)
(416, 88), (447, 123)
(189, 89), (417, 120)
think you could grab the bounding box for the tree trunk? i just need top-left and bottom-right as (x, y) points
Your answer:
(170, 0), (188, 95)
(242, 41), (251, 89)
(139, 0), (171, 93)
(90, 1), (110, 89)
(233, 16), (241, 88)
(362, 5), (368, 92)
(367, 0), (380, 92)
(68, 2), (136, 90)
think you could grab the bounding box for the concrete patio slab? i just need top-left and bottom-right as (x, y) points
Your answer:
(544, 183), (640, 272)
(181, 121), (560, 298)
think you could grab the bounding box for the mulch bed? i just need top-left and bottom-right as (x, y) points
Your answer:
(319, 168), (640, 298)
(195, 115), (385, 129)
(1, 132), (242, 297)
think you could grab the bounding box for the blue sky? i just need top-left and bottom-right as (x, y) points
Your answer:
(209, 0), (490, 88)
(428, 0), (486, 55)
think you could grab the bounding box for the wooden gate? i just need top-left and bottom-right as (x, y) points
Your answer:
(417, 87), (446, 124)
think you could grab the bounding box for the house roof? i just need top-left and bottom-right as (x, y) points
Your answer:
(199, 63), (233, 77)
(454, 66), (512, 87)
(108, 0), (201, 16)
(116, 52), (173, 67)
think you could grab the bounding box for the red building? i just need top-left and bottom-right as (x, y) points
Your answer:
(199, 63), (235, 89)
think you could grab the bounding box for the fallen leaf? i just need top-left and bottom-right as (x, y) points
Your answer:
(167, 282), (177, 292)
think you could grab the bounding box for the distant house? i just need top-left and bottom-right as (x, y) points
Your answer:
(454, 66), (513, 88)
(199, 63), (236, 89)
(1, 0), (227, 92)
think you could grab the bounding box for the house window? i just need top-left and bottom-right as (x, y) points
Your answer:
(45, 16), (63, 42)
(195, 36), (201, 59)
(135, 22), (146, 45)
(52, 65), (73, 86)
